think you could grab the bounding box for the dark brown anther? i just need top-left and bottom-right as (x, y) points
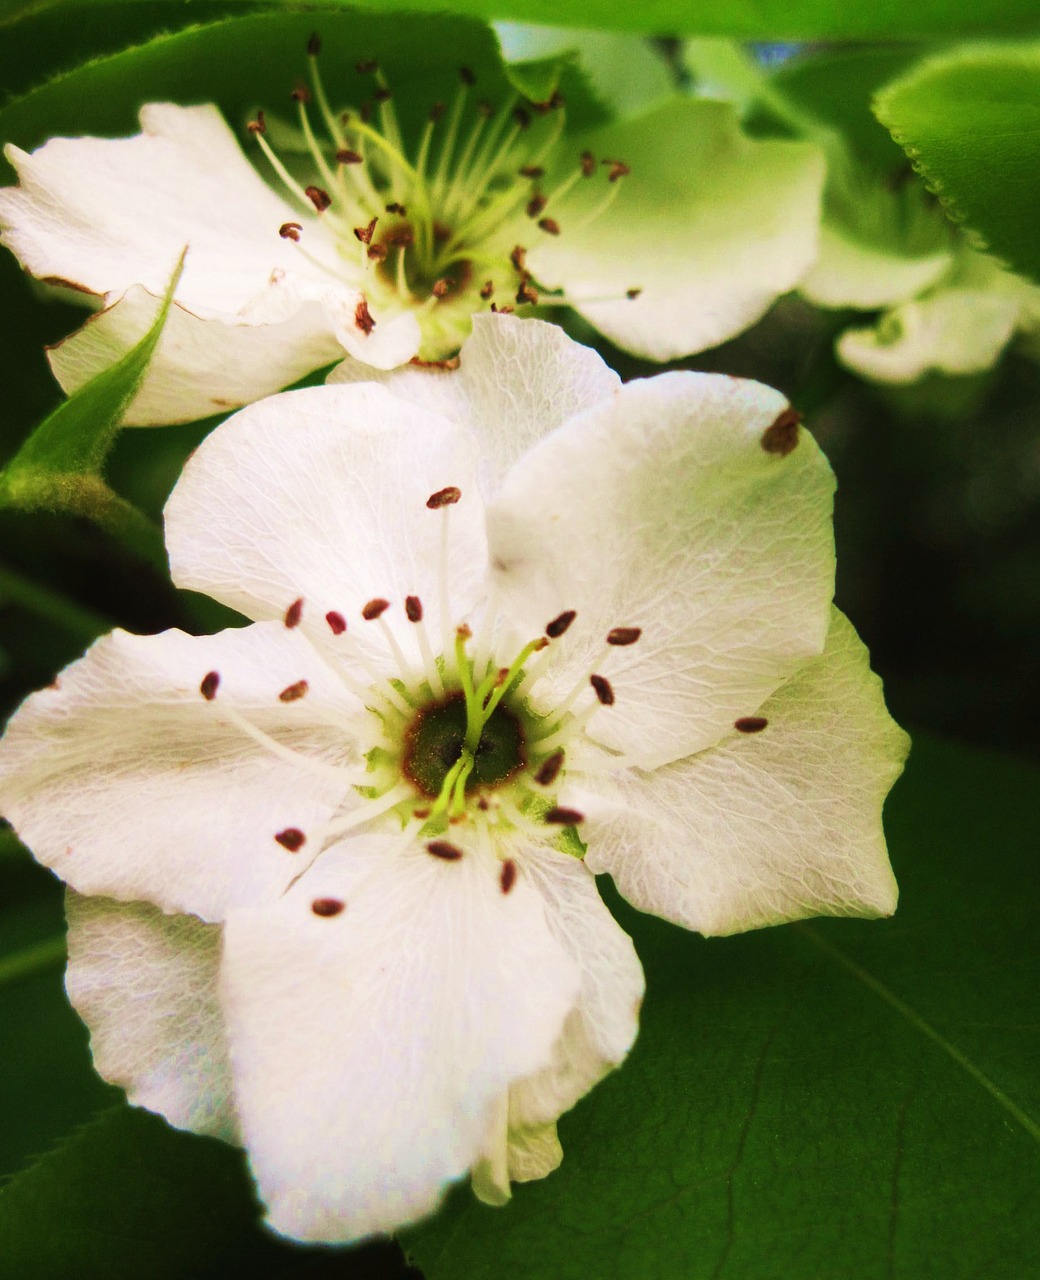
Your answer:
(374, 86), (393, 103)
(426, 486), (462, 509)
(538, 217), (561, 236)
(626, 287), (643, 300)
(546, 610), (576, 638)
(459, 66), (477, 86)
(360, 101), (372, 124)
(336, 148), (363, 165)
(762, 406), (802, 456)
(603, 158), (631, 182)
(409, 354), (461, 370)
(735, 716), (769, 733)
(490, 303), (514, 314)
(413, 806), (431, 820)
(340, 111), (352, 126)
(534, 751), (564, 786)
(432, 278), (451, 298)
(326, 610), (347, 635)
(362, 597), (390, 621)
(513, 105), (531, 129)
(590, 674), (614, 706)
(356, 58), (379, 74)
(580, 150), (596, 178)
(516, 280), (539, 306)
(247, 111), (267, 135)
(311, 897), (345, 917)
(200, 671), (220, 701)
(545, 807), (584, 825)
(526, 192), (547, 219)
(353, 216), (378, 244)
(500, 859), (517, 895)
(479, 280), (495, 299)
(478, 100), (495, 118)
(367, 243), (388, 263)
(285, 598), (304, 628)
(292, 81), (312, 105)
(427, 840), (464, 860)
(355, 297), (376, 335)
(550, 89), (565, 109)
(405, 595), (423, 622)
(279, 222), (303, 242)
(279, 679), (309, 703)
(305, 185), (332, 212)
(456, 622), (472, 641)
(510, 245), (527, 273)
(430, 101), (446, 123)
(385, 201), (406, 215)
(606, 626), (641, 646)
(433, 222), (452, 243)
(519, 164), (545, 179)
(276, 827), (306, 852)
(307, 31), (322, 56)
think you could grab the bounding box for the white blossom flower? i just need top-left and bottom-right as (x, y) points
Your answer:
(0, 315), (907, 1243)
(0, 34), (824, 425)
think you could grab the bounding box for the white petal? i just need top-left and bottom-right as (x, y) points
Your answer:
(330, 302), (422, 372)
(0, 624), (356, 921)
(329, 313), (621, 493)
(837, 288), (1020, 383)
(471, 1103), (563, 1206)
(525, 98), (824, 360)
(164, 383), (488, 669)
(801, 221), (952, 310)
(507, 846), (643, 1131)
(0, 104), (336, 313)
(488, 372), (835, 767)
(576, 609), (909, 936)
(48, 286), (344, 426)
(65, 891), (236, 1141)
(220, 838), (580, 1243)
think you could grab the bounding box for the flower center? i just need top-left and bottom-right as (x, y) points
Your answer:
(402, 690), (526, 797)
(247, 36), (633, 358)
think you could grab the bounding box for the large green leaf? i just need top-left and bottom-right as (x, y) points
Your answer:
(1, 732), (1037, 1275)
(875, 44), (1040, 284)
(1, 0), (1039, 39)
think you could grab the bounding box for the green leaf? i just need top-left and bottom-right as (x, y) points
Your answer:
(0, 253), (183, 569)
(403, 731), (1040, 1277)
(875, 44), (1040, 284)
(1, 0), (1039, 39)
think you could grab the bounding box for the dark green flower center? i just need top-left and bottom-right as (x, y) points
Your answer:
(402, 691), (526, 798)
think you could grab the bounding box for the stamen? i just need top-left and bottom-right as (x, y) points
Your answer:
(735, 716), (769, 733)
(762, 407), (802, 456)
(355, 298), (376, 335)
(361, 598), (391, 621)
(279, 680), (309, 703)
(607, 627), (641, 646)
(213, 704), (354, 782)
(627, 288), (643, 300)
(545, 806), (584, 825)
(323, 782), (414, 838)
(200, 671), (220, 701)
(275, 827), (306, 852)
(279, 222), (303, 242)
(534, 751), (564, 786)
(312, 897), (345, 917)
(354, 216), (378, 244)
(468, 635), (548, 750)
(326, 611), (347, 635)
(427, 840), (464, 860)
(499, 859), (517, 894)
(405, 594), (444, 698)
(546, 610), (576, 638)
(426, 486), (461, 508)
(405, 595), (423, 622)
(285, 598), (304, 628)
(590, 674), (614, 706)
(538, 217), (561, 236)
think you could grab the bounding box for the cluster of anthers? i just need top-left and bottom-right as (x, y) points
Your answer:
(196, 484), (641, 912)
(246, 35), (636, 360)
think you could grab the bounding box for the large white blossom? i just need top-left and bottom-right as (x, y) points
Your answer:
(0, 37), (823, 424)
(0, 316), (907, 1243)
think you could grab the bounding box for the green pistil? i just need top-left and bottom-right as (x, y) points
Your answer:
(466, 636), (547, 751)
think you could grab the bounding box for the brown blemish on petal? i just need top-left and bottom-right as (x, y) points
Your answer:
(311, 897), (344, 916)
(279, 679), (309, 703)
(762, 407), (802, 456)
(285, 598), (304, 628)
(409, 355), (461, 370)
(735, 716), (769, 733)
(500, 859), (517, 894)
(276, 827), (306, 852)
(200, 671), (220, 701)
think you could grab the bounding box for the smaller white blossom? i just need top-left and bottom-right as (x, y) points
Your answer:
(0, 316), (907, 1243)
(0, 32), (824, 424)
